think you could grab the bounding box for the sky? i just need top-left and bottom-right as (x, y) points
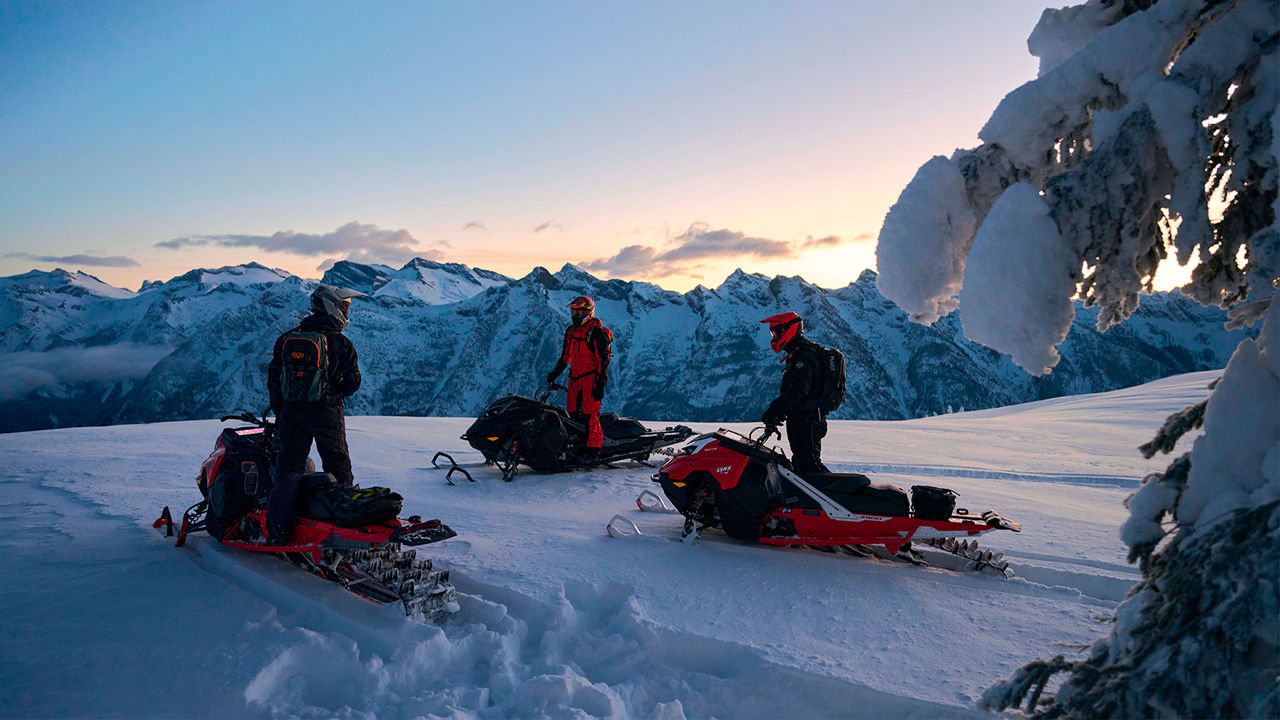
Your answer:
(0, 1), (1199, 293)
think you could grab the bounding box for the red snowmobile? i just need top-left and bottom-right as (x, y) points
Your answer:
(651, 428), (1021, 573)
(154, 411), (458, 620)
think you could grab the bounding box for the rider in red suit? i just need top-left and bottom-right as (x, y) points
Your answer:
(546, 296), (613, 460)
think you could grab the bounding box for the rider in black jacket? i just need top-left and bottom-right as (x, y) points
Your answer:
(760, 312), (829, 477)
(264, 285), (362, 544)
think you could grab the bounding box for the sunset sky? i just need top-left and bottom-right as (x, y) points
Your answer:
(0, 2), (1196, 292)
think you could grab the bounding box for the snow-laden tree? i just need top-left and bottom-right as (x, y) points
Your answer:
(875, 0), (1278, 716)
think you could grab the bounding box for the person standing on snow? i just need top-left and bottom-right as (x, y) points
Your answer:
(546, 295), (613, 462)
(760, 311), (829, 477)
(265, 285), (363, 545)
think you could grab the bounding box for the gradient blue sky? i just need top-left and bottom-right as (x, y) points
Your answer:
(6, 1), (1190, 292)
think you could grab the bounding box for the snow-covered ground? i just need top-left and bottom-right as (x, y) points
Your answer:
(0, 371), (1217, 718)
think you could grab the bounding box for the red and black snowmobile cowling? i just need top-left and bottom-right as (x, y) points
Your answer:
(654, 429), (1021, 574)
(452, 383), (694, 482)
(153, 411), (459, 621)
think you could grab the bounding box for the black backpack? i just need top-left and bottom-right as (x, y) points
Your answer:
(816, 345), (846, 413)
(279, 329), (330, 403)
(299, 485), (404, 527)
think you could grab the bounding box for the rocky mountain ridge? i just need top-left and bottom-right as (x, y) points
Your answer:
(0, 259), (1250, 433)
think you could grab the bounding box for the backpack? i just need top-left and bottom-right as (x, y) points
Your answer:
(816, 345), (846, 413)
(279, 329), (329, 403)
(299, 485), (404, 528)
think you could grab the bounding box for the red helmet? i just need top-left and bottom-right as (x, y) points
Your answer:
(761, 312), (802, 353)
(568, 295), (595, 324)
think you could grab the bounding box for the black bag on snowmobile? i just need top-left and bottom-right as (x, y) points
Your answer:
(911, 485), (957, 520)
(203, 426), (274, 538)
(298, 483), (404, 527)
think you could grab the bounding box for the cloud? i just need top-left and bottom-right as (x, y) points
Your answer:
(799, 232), (874, 249)
(0, 344), (170, 400)
(158, 221), (432, 269)
(581, 222), (794, 278)
(532, 220), (564, 233)
(5, 252), (139, 267)
(315, 245), (446, 272)
(802, 235), (843, 248)
(462, 221), (488, 233)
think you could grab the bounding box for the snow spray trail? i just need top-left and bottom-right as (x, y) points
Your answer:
(238, 570), (984, 719)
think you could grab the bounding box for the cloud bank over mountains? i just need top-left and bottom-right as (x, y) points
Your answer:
(582, 223), (868, 279)
(5, 252), (140, 267)
(157, 221), (443, 270)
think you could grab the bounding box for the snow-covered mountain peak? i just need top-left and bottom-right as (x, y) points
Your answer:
(0, 268), (137, 299)
(161, 262), (291, 293)
(319, 258), (512, 305)
(321, 261), (397, 294)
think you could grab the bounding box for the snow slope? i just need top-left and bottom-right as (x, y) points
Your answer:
(0, 372), (1216, 718)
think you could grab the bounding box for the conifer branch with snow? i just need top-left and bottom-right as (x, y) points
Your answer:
(875, 0), (1279, 716)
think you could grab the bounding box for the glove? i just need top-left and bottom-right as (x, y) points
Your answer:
(592, 374), (607, 401)
(546, 371), (560, 386)
(762, 408), (782, 428)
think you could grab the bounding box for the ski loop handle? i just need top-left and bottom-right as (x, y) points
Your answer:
(431, 451), (456, 469)
(606, 514), (642, 538)
(444, 466), (473, 486)
(154, 506), (174, 537)
(636, 489), (672, 512)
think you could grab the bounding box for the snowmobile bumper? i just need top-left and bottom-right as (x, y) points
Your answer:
(390, 519), (458, 546)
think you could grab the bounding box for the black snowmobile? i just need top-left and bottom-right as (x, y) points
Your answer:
(442, 383), (694, 482)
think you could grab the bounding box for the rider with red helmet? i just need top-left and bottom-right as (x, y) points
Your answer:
(547, 296), (613, 460)
(760, 311), (829, 477)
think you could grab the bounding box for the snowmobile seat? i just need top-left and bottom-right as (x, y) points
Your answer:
(600, 413), (647, 439)
(821, 481), (910, 517)
(300, 472), (338, 495)
(805, 472), (871, 494)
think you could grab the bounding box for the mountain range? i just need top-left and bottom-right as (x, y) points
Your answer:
(0, 258), (1250, 433)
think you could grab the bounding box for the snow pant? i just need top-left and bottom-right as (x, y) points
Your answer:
(566, 373), (603, 449)
(267, 403), (353, 539)
(786, 413), (828, 478)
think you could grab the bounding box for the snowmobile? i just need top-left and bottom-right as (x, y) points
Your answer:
(446, 382), (694, 482)
(153, 411), (458, 621)
(651, 427), (1021, 573)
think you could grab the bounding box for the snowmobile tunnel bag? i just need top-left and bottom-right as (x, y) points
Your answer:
(911, 485), (958, 520)
(298, 484), (403, 527)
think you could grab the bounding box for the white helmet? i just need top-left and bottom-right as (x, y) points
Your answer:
(310, 285), (363, 329)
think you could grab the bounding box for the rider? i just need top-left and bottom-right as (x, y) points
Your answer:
(546, 295), (613, 461)
(760, 311), (829, 477)
(265, 285), (363, 545)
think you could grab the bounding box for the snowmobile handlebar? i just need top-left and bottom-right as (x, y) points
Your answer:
(536, 382), (566, 404)
(751, 424), (782, 447)
(218, 409), (275, 428)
